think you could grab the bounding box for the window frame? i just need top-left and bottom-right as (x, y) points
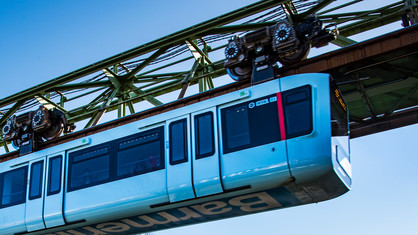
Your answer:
(0, 166), (28, 208)
(47, 155), (63, 196)
(67, 126), (165, 192)
(194, 112), (215, 159)
(67, 144), (112, 192)
(221, 94), (281, 154)
(282, 85), (313, 139)
(169, 119), (188, 165)
(29, 160), (44, 200)
(115, 126), (165, 179)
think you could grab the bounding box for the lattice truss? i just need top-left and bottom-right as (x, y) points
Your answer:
(0, 0), (412, 137)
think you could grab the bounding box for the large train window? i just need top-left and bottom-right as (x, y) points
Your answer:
(116, 126), (164, 177)
(221, 94), (281, 154)
(169, 119), (188, 165)
(48, 156), (62, 196)
(195, 112), (215, 159)
(29, 160), (44, 200)
(0, 166), (28, 208)
(68, 127), (165, 192)
(68, 146), (111, 191)
(282, 85), (313, 139)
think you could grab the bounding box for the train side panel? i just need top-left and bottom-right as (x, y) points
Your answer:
(0, 161), (28, 234)
(281, 73), (350, 200)
(281, 73), (332, 183)
(218, 79), (292, 191)
(64, 171), (168, 223)
(0, 74), (352, 234)
(165, 115), (195, 203)
(64, 122), (169, 224)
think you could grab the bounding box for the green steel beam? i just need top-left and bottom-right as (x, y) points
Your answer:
(198, 22), (276, 36)
(125, 46), (170, 81)
(296, 0), (335, 21)
(48, 81), (111, 91)
(0, 0), (412, 133)
(332, 35), (358, 47)
(337, 11), (404, 37)
(318, 0), (363, 15)
(34, 95), (68, 113)
(0, 99), (27, 126)
(0, 0), (287, 108)
(178, 60), (201, 99)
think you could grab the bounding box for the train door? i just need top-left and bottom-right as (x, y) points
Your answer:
(25, 157), (46, 232)
(43, 152), (66, 228)
(166, 115), (195, 203)
(191, 107), (223, 197)
(24, 152), (66, 232)
(280, 74), (331, 182)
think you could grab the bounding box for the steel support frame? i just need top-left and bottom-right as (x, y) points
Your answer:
(0, 0), (415, 152)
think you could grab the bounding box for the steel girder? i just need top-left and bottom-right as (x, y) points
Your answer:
(0, 0), (415, 151)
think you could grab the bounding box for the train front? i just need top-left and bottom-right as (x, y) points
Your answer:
(280, 73), (352, 205)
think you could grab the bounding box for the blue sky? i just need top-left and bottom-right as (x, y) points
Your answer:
(0, 1), (417, 234)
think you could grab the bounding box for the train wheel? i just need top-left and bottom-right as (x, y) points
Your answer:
(226, 66), (252, 81)
(41, 119), (64, 141)
(277, 42), (311, 65)
(12, 139), (21, 149)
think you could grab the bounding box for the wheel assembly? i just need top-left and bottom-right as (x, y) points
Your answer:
(1, 105), (74, 154)
(276, 42), (311, 65)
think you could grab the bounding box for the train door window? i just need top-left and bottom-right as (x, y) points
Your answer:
(282, 85), (313, 139)
(47, 156), (62, 196)
(116, 126), (164, 178)
(29, 161), (44, 200)
(221, 94), (280, 154)
(0, 166), (28, 208)
(195, 112), (215, 159)
(169, 119), (188, 165)
(68, 146), (111, 191)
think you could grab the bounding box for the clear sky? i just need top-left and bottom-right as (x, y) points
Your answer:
(0, 1), (417, 234)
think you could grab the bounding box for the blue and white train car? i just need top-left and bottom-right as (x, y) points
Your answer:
(0, 73), (351, 235)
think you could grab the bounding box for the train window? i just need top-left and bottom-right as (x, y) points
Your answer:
(222, 104), (250, 151)
(47, 156), (62, 196)
(29, 161), (44, 200)
(282, 85), (313, 139)
(221, 94), (280, 154)
(331, 87), (349, 136)
(0, 166), (28, 208)
(116, 127), (164, 177)
(195, 112), (215, 159)
(69, 146), (111, 191)
(169, 119), (188, 165)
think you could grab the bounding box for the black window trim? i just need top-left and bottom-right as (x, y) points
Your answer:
(221, 94), (281, 154)
(29, 160), (44, 200)
(67, 126), (165, 192)
(169, 118), (188, 165)
(115, 126), (165, 179)
(0, 166), (28, 209)
(282, 84), (313, 139)
(195, 111), (215, 159)
(47, 155), (63, 196)
(67, 143), (112, 192)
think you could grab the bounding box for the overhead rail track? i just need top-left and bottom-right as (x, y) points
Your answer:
(0, 0), (417, 156)
(1, 23), (417, 162)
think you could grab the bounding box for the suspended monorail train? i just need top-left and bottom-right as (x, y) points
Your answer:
(0, 73), (351, 235)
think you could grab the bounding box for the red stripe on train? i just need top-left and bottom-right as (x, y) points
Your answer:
(276, 92), (286, 140)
